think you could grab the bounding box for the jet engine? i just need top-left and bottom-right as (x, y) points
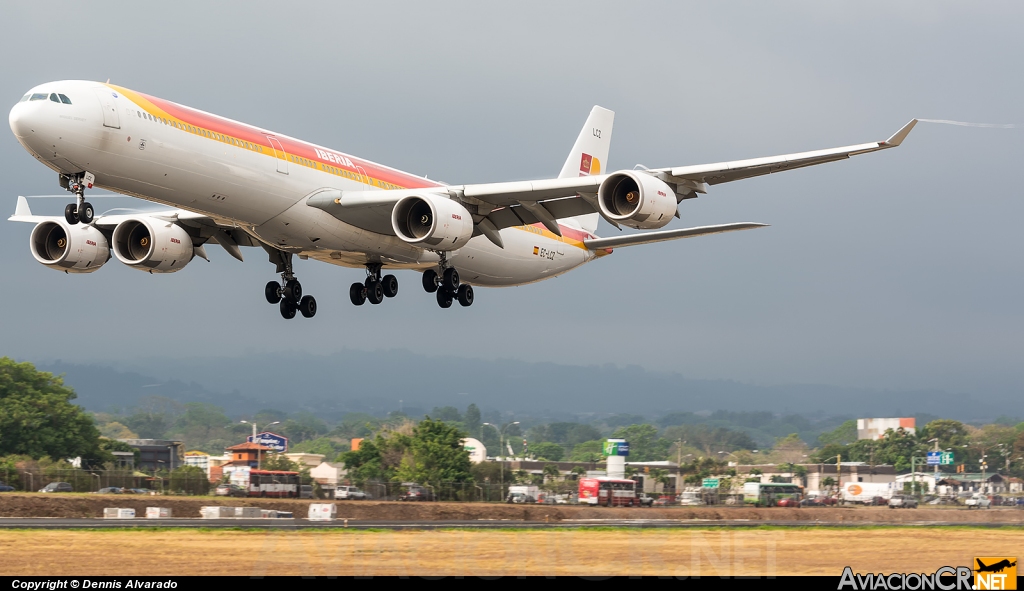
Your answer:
(112, 217), (195, 273)
(30, 220), (110, 273)
(597, 171), (678, 230)
(391, 194), (474, 250)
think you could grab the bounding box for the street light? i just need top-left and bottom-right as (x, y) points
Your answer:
(819, 456), (838, 493)
(240, 420), (280, 470)
(483, 421), (519, 498)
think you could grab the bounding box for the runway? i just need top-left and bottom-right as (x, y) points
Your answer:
(0, 517), (1017, 529)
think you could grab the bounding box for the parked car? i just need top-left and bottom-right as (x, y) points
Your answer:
(800, 496), (826, 507)
(299, 485), (314, 499)
(39, 482), (73, 493)
(506, 492), (535, 504)
(775, 497), (800, 508)
(636, 493), (654, 507)
(888, 495), (918, 509)
(399, 484), (434, 501)
(336, 485), (367, 500)
(214, 483), (247, 498)
(96, 487), (123, 494)
(129, 488), (152, 495)
(0, 482), (14, 492)
(652, 496), (674, 506)
(965, 494), (992, 509)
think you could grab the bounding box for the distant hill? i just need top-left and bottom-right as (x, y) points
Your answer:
(31, 350), (1011, 421)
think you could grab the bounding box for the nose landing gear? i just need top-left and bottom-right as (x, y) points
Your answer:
(349, 263), (398, 307)
(263, 248), (316, 319)
(60, 172), (95, 225)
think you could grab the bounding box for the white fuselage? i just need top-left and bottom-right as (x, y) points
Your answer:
(8, 81), (601, 286)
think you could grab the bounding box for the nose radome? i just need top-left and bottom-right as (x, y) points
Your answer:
(9, 102), (28, 138)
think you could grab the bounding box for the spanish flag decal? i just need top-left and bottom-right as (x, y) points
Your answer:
(533, 246), (539, 255)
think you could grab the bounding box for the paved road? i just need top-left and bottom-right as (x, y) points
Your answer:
(0, 517), (1017, 530)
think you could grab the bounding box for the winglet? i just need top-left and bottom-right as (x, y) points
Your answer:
(15, 196), (31, 217)
(882, 119), (918, 147)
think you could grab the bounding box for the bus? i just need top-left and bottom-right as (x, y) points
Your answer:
(579, 478), (638, 506)
(246, 469), (300, 498)
(743, 482), (803, 506)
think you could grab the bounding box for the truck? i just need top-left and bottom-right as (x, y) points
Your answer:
(506, 485), (540, 503)
(841, 482), (894, 504)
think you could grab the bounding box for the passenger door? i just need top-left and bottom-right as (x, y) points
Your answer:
(94, 89), (120, 129)
(266, 135), (288, 174)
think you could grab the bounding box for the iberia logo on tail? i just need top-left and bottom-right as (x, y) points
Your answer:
(580, 153), (601, 176)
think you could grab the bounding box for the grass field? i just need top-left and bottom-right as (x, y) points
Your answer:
(1, 527), (1021, 576)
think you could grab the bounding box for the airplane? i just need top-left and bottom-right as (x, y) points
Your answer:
(8, 81), (917, 319)
(976, 559), (1016, 574)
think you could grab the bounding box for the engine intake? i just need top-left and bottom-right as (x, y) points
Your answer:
(112, 217), (195, 273)
(392, 194), (473, 250)
(30, 221), (109, 273)
(597, 171), (678, 230)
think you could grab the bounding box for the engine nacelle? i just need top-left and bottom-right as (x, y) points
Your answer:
(30, 221), (110, 273)
(112, 217), (195, 273)
(391, 193), (474, 250)
(597, 171), (678, 230)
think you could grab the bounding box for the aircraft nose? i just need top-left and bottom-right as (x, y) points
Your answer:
(9, 101), (30, 138)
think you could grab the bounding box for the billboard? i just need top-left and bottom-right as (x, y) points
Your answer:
(247, 431), (289, 452)
(857, 418), (916, 440)
(603, 439), (630, 457)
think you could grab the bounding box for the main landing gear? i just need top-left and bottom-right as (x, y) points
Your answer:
(263, 249), (316, 320)
(350, 263), (399, 306)
(60, 173), (94, 225)
(421, 253), (473, 308)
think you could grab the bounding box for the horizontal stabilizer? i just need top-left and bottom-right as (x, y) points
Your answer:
(584, 222), (768, 250)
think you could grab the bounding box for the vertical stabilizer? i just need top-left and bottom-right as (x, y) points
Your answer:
(558, 106), (614, 234)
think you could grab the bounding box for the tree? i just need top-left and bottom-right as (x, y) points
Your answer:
(464, 404), (482, 435)
(611, 424), (670, 462)
(279, 412), (328, 443)
(262, 453), (301, 472)
(0, 358), (109, 466)
(542, 463), (561, 483)
(396, 418), (473, 486)
(570, 440), (604, 462)
(98, 421), (138, 440)
(531, 442), (565, 461)
(817, 420), (857, 447)
(769, 433), (810, 463)
(430, 406), (463, 424)
(290, 436), (348, 460)
(169, 465), (209, 495)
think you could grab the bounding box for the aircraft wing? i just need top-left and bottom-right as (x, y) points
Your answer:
(8, 196), (258, 261)
(309, 119), (916, 242)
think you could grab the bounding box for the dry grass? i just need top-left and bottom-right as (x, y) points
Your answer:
(1, 528), (1022, 576)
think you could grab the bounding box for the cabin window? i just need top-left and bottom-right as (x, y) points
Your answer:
(58, 94), (72, 104)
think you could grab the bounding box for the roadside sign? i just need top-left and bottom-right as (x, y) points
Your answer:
(603, 440), (630, 457)
(247, 431), (288, 452)
(940, 451), (954, 465)
(926, 451), (941, 466)
(702, 478), (719, 488)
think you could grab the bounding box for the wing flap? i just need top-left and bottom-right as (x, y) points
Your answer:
(583, 222), (767, 250)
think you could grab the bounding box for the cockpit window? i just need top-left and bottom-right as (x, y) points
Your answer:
(19, 94), (30, 103)
(49, 93), (60, 103)
(58, 94), (72, 105)
(29, 93), (48, 101)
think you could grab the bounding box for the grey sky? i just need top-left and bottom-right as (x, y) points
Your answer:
(2, 2), (1022, 402)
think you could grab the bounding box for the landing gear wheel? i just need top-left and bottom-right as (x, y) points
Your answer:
(284, 279), (302, 302)
(457, 284), (474, 307)
(366, 281), (384, 305)
(265, 281), (282, 304)
(78, 202), (94, 224)
(299, 295), (317, 318)
(422, 269), (438, 293)
(64, 204), (79, 225)
(279, 298), (297, 319)
(436, 289), (453, 309)
(381, 274), (399, 298)
(349, 282), (366, 306)
(442, 267), (460, 291)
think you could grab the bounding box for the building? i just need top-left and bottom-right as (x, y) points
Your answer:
(935, 473), (1017, 495)
(461, 438), (487, 464)
(183, 451), (210, 473)
(117, 439), (185, 472)
(857, 418), (916, 440)
(284, 453), (326, 468)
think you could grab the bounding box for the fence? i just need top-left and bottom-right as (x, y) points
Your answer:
(0, 468), (210, 496)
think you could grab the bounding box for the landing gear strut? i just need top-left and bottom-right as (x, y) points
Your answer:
(60, 172), (94, 225)
(350, 263), (398, 306)
(263, 248), (316, 319)
(423, 251), (473, 308)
